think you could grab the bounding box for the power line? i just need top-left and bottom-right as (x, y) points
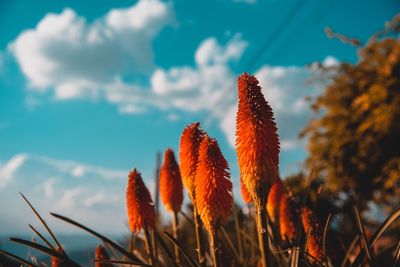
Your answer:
(206, 0), (309, 121)
(244, 0), (308, 71)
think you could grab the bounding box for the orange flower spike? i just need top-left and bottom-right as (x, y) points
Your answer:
(301, 207), (324, 262)
(235, 73), (280, 206)
(179, 122), (205, 201)
(279, 193), (297, 242)
(240, 177), (253, 204)
(51, 248), (66, 267)
(126, 169), (156, 232)
(160, 148), (184, 213)
(195, 135), (233, 233)
(267, 179), (284, 223)
(95, 245), (113, 267)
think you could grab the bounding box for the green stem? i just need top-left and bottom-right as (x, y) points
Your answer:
(210, 228), (221, 267)
(144, 225), (156, 266)
(256, 204), (270, 267)
(193, 206), (206, 267)
(172, 211), (180, 265)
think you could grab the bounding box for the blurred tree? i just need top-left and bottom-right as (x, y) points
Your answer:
(302, 15), (400, 212)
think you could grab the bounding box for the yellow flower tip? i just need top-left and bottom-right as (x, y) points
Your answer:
(267, 179), (284, 223)
(126, 168), (156, 233)
(301, 207), (325, 262)
(195, 134), (233, 233)
(160, 148), (184, 213)
(235, 73), (280, 206)
(179, 122), (205, 202)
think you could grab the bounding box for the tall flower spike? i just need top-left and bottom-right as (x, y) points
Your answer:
(195, 135), (233, 233)
(95, 245), (113, 267)
(126, 169), (156, 232)
(179, 122), (205, 202)
(235, 73), (280, 206)
(160, 148), (184, 213)
(301, 207), (324, 262)
(279, 192), (297, 242)
(267, 179), (284, 223)
(240, 177), (253, 204)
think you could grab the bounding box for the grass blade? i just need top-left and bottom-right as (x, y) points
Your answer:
(50, 212), (144, 264)
(340, 236), (359, 267)
(369, 207), (400, 248)
(393, 240), (400, 267)
(19, 193), (65, 254)
(180, 210), (195, 227)
(221, 226), (240, 263)
(164, 231), (200, 267)
(10, 237), (61, 258)
(93, 259), (152, 266)
(28, 224), (56, 251)
(0, 249), (39, 267)
(351, 196), (373, 265)
(322, 213), (332, 262)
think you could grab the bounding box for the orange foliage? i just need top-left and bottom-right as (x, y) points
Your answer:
(160, 148), (184, 213)
(235, 73), (280, 206)
(126, 169), (155, 232)
(195, 135), (233, 232)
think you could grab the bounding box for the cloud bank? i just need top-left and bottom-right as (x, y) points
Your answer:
(9, 0), (328, 156)
(10, 0), (175, 99)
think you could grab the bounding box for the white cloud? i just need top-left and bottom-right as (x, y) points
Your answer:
(0, 154), (28, 188)
(0, 153), (129, 234)
(10, 1), (328, 153)
(84, 192), (117, 208)
(35, 178), (58, 198)
(10, 0), (175, 99)
(147, 35), (247, 114)
(36, 155), (126, 180)
(71, 165), (85, 177)
(56, 187), (84, 210)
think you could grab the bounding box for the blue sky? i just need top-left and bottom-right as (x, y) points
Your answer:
(0, 0), (398, 234)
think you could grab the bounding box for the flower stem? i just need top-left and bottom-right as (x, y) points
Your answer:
(144, 224), (156, 266)
(193, 206), (206, 267)
(210, 228), (221, 267)
(256, 204), (270, 267)
(172, 211), (180, 265)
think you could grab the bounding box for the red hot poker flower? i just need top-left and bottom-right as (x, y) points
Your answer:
(235, 73), (280, 206)
(160, 148), (184, 213)
(240, 177), (253, 204)
(179, 122), (205, 202)
(95, 245), (113, 267)
(267, 179), (284, 223)
(279, 192), (297, 242)
(126, 169), (156, 232)
(301, 207), (325, 262)
(51, 248), (66, 267)
(195, 135), (233, 233)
